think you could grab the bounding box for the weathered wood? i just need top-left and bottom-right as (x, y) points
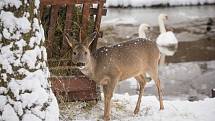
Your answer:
(90, 0), (104, 52)
(90, 8), (107, 16)
(212, 89), (215, 98)
(42, 0), (106, 5)
(39, 4), (45, 18)
(47, 5), (60, 58)
(80, 3), (91, 42)
(40, 0), (106, 102)
(61, 5), (74, 55)
(51, 76), (99, 102)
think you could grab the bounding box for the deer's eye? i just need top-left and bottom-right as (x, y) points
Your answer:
(73, 52), (77, 55)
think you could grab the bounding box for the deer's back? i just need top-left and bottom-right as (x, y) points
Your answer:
(93, 38), (160, 81)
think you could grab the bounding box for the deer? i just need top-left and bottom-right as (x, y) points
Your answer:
(65, 24), (168, 120)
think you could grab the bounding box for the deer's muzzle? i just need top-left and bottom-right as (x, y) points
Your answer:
(76, 62), (85, 67)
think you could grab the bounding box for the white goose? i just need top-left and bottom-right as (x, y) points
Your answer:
(138, 23), (150, 39)
(156, 14), (178, 65)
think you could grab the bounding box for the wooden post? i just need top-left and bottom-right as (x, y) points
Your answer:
(90, 0), (105, 52)
(47, 5), (60, 58)
(81, 3), (90, 42)
(61, 5), (74, 55)
(212, 88), (215, 98)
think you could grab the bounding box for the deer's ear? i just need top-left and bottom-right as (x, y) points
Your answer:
(65, 33), (76, 48)
(84, 32), (97, 48)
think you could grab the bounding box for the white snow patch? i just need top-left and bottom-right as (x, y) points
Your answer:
(34, 0), (40, 9)
(63, 94), (215, 121)
(0, 95), (7, 111)
(21, 46), (42, 69)
(103, 18), (138, 26)
(0, 87), (7, 94)
(0, 11), (31, 40)
(22, 113), (41, 121)
(0, 0), (22, 9)
(0, 43), (15, 74)
(2, 104), (19, 121)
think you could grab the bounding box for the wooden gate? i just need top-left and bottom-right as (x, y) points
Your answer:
(40, 0), (106, 102)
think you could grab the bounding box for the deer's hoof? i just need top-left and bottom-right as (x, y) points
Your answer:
(134, 108), (139, 114)
(104, 115), (110, 121)
(160, 106), (164, 110)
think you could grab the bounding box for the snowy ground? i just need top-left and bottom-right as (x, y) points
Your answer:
(59, 94), (215, 121)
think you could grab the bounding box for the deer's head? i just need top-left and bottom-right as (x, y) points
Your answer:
(65, 33), (95, 69)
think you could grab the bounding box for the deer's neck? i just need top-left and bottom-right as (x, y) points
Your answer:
(159, 18), (166, 34)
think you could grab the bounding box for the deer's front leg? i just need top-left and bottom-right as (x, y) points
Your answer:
(103, 80), (117, 121)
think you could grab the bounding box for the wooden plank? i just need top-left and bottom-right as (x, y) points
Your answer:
(80, 3), (90, 42)
(39, 4), (45, 17)
(90, 8), (107, 16)
(61, 5), (74, 55)
(90, 0), (104, 52)
(42, 0), (106, 5)
(47, 5), (60, 58)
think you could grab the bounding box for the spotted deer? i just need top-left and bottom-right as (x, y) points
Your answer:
(65, 27), (165, 120)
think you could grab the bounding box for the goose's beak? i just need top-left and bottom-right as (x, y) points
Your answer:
(165, 16), (168, 20)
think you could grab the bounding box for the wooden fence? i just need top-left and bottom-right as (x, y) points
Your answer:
(40, 0), (107, 101)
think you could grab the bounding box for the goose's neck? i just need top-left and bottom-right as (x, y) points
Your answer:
(159, 18), (166, 34)
(138, 29), (146, 38)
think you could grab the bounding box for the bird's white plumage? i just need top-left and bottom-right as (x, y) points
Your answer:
(156, 31), (178, 46)
(156, 31), (178, 56)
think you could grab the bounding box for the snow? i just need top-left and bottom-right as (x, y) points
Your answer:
(21, 46), (42, 69)
(102, 18), (138, 26)
(34, 0), (40, 9)
(0, 96), (7, 111)
(0, 11), (31, 40)
(0, 43), (15, 74)
(156, 31), (178, 56)
(106, 0), (215, 7)
(0, 87), (7, 94)
(0, 0), (59, 121)
(0, 0), (22, 9)
(22, 114), (41, 121)
(60, 94), (215, 121)
(2, 104), (19, 121)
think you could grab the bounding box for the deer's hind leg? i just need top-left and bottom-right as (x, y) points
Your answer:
(134, 74), (147, 114)
(147, 65), (164, 110)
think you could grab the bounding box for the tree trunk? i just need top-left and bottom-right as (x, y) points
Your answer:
(0, 0), (59, 121)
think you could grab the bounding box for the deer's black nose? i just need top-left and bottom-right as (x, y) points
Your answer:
(76, 62), (85, 67)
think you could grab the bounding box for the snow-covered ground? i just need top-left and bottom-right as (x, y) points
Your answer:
(60, 94), (215, 121)
(106, 0), (215, 7)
